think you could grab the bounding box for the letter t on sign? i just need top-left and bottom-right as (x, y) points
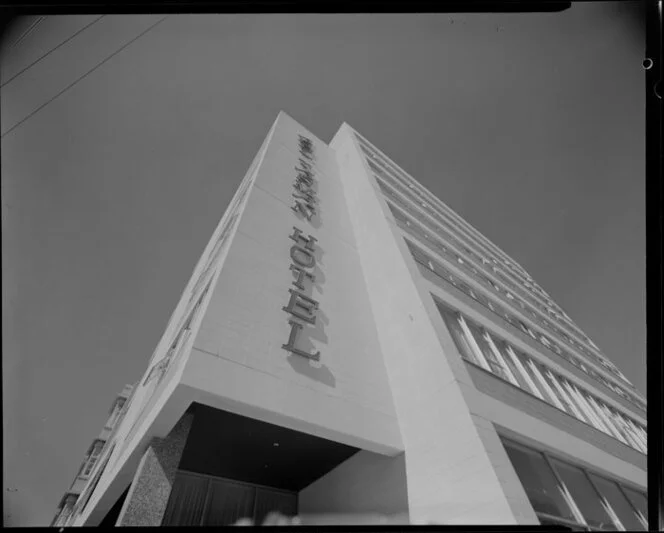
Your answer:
(290, 264), (316, 290)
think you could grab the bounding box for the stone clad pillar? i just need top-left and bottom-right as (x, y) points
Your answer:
(116, 413), (193, 526)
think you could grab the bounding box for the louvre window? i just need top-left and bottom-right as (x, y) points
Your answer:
(550, 459), (617, 530)
(439, 306), (482, 367)
(464, 323), (514, 382)
(621, 487), (648, 528)
(80, 440), (105, 478)
(503, 438), (646, 530)
(503, 442), (577, 521)
(526, 360), (565, 411)
(401, 234), (642, 412)
(545, 371), (585, 420)
(588, 474), (646, 531)
(505, 346), (544, 398)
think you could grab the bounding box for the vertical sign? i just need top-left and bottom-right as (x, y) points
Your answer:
(282, 135), (321, 361)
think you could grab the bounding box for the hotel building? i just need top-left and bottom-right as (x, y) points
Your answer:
(52, 112), (647, 528)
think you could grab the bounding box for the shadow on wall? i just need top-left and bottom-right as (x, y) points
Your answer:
(286, 351), (336, 388)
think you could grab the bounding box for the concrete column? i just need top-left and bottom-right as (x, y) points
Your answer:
(115, 413), (193, 526)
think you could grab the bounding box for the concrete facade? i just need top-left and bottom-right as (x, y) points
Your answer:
(115, 414), (193, 526)
(56, 112), (647, 528)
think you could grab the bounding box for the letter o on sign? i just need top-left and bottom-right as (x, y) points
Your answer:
(290, 245), (315, 269)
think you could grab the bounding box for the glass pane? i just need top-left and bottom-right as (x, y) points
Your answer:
(621, 487), (648, 522)
(517, 355), (551, 402)
(162, 472), (209, 526)
(503, 442), (576, 522)
(203, 478), (256, 526)
(466, 323), (511, 381)
(438, 306), (480, 365)
(589, 474), (645, 531)
(253, 487), (298, 524)
(551, 460), (617, 530)
(541, 371), (573, 415)
(498, 342), (538, 394)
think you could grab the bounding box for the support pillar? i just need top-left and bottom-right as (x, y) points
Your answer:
(116, 413), (193, 526)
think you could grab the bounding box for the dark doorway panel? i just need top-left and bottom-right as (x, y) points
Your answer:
(162, 471), (297, 526)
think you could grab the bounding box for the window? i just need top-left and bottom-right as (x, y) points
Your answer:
(544, 372), (586, 421)
(620, 487), (648, 528)
(80, 440), (105, 478)
(499, 345), (542, 398)
(105, 398), (126, 429)
(466, 322), (513, 382)
(518, 320), (538, 341)
(593, 401), (631, 446)
(455, 316), (492, 372)
(549, 459), (618, 530)
(503, 438), (647, 530)
(539, 335), (552, 348)
(503, 441), (577, 522)
(557, 379), (591, 425)
(633, 424), (647, 448)
(588, 474), (646, 531)
(570, 387), (611, 435)
(438, 305), (482, 367)
(482, 333), (519, 386)
(610, 411), (645, 452)
(79, 443), (115, 513)
(521, 359), (563, 410)
(623, 418), (647, 452)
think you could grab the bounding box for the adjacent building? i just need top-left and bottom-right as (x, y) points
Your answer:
(50, 385), (134, 527)
(52, 112), (648, 528)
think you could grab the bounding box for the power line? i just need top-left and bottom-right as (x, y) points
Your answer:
(2, 16), (105, 89)
(2, 15), (169, 139)
(11, 16), (46, 48)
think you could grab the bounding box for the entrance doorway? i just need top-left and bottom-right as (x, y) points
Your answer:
(162, 471), (297, 526)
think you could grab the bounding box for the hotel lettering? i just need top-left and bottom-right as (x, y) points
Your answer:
(282, 135), (321, 361)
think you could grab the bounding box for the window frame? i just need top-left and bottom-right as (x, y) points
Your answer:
(501, 437), (646, 531)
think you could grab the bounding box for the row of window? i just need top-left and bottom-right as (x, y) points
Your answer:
(358, 139), (564, 314)
(503, 438), (647, 530)
(436, 300), (647, 454)
(370, 162), (615, 375)
(372, 159), (638, 395)
(399, 211), (645, 413)
(145, 280), (210, 388)
(78, 439), (106, 479)
(189, 161), (255, 307)
(378, 183), (602, 365)
(90, 284), (212, 517)
(104, 396), (127, 431)
(52, 493), (78, 527)
(355, 134), (533, 282)
(68, 442), (117, 525)
(370, 164), (593, 351)
(360, 138), (639, 394)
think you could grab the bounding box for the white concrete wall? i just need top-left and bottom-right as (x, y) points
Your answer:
(298, 450), (409, 518)
(181, 112), (403, 455)
(329, 125), (534, 525)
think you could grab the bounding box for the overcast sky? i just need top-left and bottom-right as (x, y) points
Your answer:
(2, 6), (645, 526)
